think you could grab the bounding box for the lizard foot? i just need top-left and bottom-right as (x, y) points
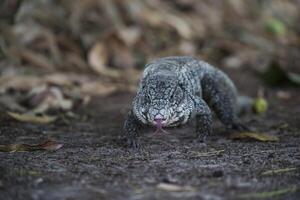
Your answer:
(154, 118), (169, 134)
(154, 127), (169, 134)
(197, 134), (208, 143)
(127, 138), (140, 149)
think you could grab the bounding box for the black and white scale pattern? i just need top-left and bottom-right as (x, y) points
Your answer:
(124, 56), (244, 148)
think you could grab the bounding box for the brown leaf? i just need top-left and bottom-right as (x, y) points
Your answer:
(164, 13), (193, 39)
(117, 27), (141, 46)
(10, 48), (55, 70)
(0, 140), (63, 152)
(0, 73), (128, 97)
(26, 85), (73, 113)
(88, 42), (121, 78)
(230, 132), (279, 142)
(110, 37), (135, 69)
(0, 95), (26, 112)
(0, 75), (41, 92)
(7, 112), (57, 124)
(140, 8), (193, 39)
(80, 81), (118, 96)
(88, 42), (109, 74)
(39, 140), (63, 151)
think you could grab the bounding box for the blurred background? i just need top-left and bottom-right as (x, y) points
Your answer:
(0, 0), (299, 115)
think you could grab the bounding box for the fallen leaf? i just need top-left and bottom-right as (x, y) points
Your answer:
(0, 95), (26, 112)
(26, 85), (73, 113)
(10, 48), (55, 70)
(80, 80), (118, 96)
(0, 75), (41, 92)
(88, 41), (121, 78)
(156, 183), (195, 192)
(88, 42), (109, 74)
(7, 112), (57, 124)
(109, 36), (135, 69)
(118, 27), (141, 46)
(39, 140), (63, 151)
(0, 140), (63, 152)
(164, 14), (193, 39)
(141, 9), (193, 39)
(265, 18), (286, 36)
(230, 132), (279, 142)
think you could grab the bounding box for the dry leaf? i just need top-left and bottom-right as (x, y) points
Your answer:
(10, 48), (55, 70)
(7, 112), (57, 124)
(164, 14), (193, 39)
(80, 81), (117, 96)
(26, 85), (73, 113)
(110, 37), (135, 69)
(0, 75), (41, 92)
(88, 42), (121, 78)
(118, 27), (141, 46)
(156, 183), (195, 192)
(0, 140), (63, 152)
(88, 42), (109, 74)
(141, 9), (192, 39)
(230, 132), (279, 142)
(0, 95), (26, 112)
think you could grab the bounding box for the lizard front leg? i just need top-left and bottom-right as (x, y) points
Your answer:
(193, 97), (213, 142)
(201, 73), (248, 131)
(124, 110), (141, 148)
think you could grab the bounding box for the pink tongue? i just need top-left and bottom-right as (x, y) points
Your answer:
(154, 119), (169, 134)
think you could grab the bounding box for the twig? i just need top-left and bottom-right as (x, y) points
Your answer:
(261, 167), (298, 176)
(238, 186), (298, 199)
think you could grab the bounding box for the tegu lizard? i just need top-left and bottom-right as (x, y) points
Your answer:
(124, 56), (248, 148)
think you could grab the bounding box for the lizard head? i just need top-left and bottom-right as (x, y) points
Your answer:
(133, 73), (191, 130)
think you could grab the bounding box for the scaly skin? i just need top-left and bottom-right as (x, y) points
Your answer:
(124, 56), (246, 148)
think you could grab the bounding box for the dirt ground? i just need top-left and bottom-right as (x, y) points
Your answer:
(0, 70), (300, 200)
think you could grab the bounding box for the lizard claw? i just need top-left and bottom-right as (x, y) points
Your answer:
(197, 134), (207, 143)
(154, 127), (169, 134)
(154, 118), (169, 134)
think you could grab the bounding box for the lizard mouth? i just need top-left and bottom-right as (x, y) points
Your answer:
(154, 118), (169, 134)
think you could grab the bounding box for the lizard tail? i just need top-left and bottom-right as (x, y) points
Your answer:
(237, 96), (254, 116)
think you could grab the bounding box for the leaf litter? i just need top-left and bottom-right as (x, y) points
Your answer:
(7, 112), (57, 124)
(0, 140), (63, 152)
(230, 132), (279, 142)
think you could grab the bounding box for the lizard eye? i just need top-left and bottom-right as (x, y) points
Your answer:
(141, 108), (147, 119)
(171, 86), (183, 100)
(140, 92), (151, 105)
